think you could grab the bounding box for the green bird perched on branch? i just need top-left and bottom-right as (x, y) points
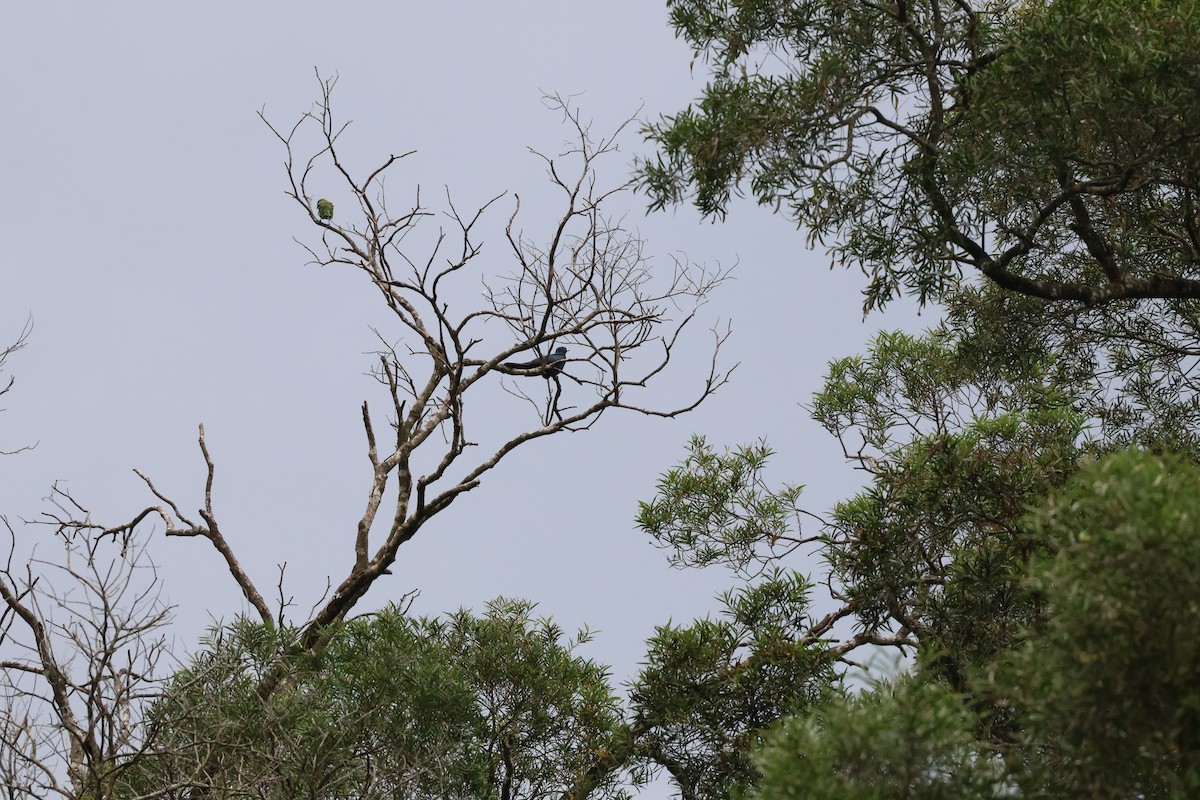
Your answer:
(316, 198), (334, 221)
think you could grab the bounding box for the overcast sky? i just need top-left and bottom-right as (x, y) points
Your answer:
(1, 3), (923, 691)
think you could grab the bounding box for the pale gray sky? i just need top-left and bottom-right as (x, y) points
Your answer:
(1, 3), (921, 689)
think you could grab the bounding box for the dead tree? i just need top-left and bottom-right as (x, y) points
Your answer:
(0, 521), (175, 799)
(249, 77), (731, 654)
(1, 76), (731, 798)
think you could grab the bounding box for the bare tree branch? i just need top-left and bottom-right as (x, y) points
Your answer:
(250, 78), (732, 658)
(0, 318), (34, 456)
(0, 517), (177, 799)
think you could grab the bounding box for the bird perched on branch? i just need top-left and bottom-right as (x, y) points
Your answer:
(316, 198), (334, 221)
(503, 346), (567, 378)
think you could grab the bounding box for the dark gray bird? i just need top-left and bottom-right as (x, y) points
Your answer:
(503, 346), (567, 378)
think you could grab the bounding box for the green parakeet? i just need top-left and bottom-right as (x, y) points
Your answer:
(317, 198), (334, 221)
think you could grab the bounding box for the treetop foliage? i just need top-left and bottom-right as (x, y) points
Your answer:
(126, 600), (627, 800)
(734, 450), (1200, 800)
(642, 0), (1200, 311)
(1005, 450), (1200, 798)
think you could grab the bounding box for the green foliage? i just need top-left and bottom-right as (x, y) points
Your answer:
(748, 451), (1200, 799)
(812, 323), (1083, 676)
(998, 450), (1200, 798)
(130, 621), (315, 797)
(637, 436), (804, 574)
(438, 599), (623, 800)
(959, 0), (1200, 206)
(641, 0), (1007, 306)
(126, 589), (839, 800)
(810, 325), (1070, 454)
(124, 600), (624, 800)
(937, 283), (1200, 457)
(753, 679), (1004, 800)
(630, 573), (836, 800)
(827, 403), (1081, 657)
(642, 0), (1200, 310)
(637, 292), (1200, 796)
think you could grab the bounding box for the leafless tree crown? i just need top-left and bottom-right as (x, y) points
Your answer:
(1, 75), (732, 798)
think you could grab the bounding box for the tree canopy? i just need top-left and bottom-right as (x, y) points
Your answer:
(634, 3), (1200, 784)
(641, 0), (1200, 310)
(750, 450), (1200, 800)
(121, 600), (626, 800)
